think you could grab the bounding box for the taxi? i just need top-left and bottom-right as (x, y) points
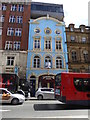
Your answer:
(0, 88), (25, 105)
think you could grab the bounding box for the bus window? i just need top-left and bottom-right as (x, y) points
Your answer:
(74, 78), (90, 92)
(74, 78), (83, 91)
(74, 79), (82, 86)
(83, 80), (88, 86)
(83, 78), (90, 92)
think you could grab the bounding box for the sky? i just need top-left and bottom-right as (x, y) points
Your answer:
(32, 0), (89, 27)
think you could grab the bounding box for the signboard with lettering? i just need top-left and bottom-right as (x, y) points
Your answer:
(42, 76), (54, 80)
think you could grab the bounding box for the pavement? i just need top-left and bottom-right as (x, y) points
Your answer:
(26, 97), (56, 101)
(25, 97), (37, 100)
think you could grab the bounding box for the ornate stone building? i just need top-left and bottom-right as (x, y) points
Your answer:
(26, 16), (68, 96)
(66, 24), (90, 72)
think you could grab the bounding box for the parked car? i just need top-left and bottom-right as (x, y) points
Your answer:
(0, 88), (25, 105)
(17, 89), (25, 96)
(17, 89), (31, 100)
(35, 88), (54, 100)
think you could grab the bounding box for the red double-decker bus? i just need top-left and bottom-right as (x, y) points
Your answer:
(55, 72), (90, 106)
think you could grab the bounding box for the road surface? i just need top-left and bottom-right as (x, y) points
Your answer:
(0, 100), (90, 120)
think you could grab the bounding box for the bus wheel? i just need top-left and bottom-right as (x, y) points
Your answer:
(38, 95), (43, 100)
(11, 98), (19, 105)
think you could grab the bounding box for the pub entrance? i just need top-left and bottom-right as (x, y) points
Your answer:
(38, 75), (55, 88)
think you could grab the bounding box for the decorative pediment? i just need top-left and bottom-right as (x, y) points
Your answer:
(31, 16), (63, 25)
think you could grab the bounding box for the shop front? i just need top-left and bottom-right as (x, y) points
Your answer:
(38, 75), (55, 88)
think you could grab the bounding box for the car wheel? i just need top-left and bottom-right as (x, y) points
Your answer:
(11, 98), (19, 105)
(38, 95), (43, 100)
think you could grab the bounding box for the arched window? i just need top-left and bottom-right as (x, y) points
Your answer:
(56, 57), (63, 68)
(33, 56), (40, 68)
(71, 51), (77, 61)
(83, 50), (88, 62)
(45, 56), (51, 68)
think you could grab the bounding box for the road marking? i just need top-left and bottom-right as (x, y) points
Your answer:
(29, 115), (88, 118)
(0, 109), (10, 112)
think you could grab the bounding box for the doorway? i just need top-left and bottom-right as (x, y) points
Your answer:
(30, 76), (36, 97)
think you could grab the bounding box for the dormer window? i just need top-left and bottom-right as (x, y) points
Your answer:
(81, 28), (84, 32)
(70, 27), (73, 31)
